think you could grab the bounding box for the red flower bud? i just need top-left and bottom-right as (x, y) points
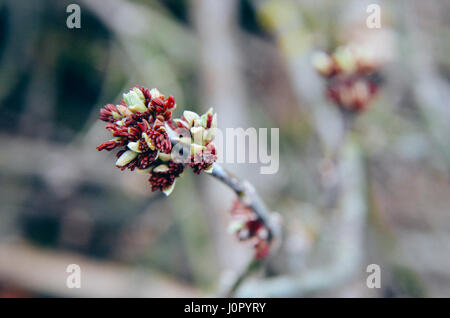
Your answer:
(229, 199), (271, 260)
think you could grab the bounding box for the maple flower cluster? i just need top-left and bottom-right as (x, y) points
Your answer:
(312, 45), (382, 112)
(228, 200), (270, 259)
(97, 85), (217, 196)
(166, 108), (218, 175)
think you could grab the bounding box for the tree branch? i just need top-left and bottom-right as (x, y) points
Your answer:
(210, 163), (281, 243)
(208, 163), (282, 297)
(235, 136), (367, 297)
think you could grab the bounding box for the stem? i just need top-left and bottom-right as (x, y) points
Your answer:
(168, 138), (277, 235)
(320, 110), (356, 210)
(225, 258), (262, 297)
(209, 163), (280, 243)
(209, 163), (281, 297)
(169, 137), (281, 295)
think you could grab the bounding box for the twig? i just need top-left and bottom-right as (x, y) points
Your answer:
(166, 138), (281, 243)
(210, 163), (280, 242)
(0, 241), (200, 297)
(224, 258), (262, 297)
(209, 163), (281, 297)
(171, 138), (281, 295)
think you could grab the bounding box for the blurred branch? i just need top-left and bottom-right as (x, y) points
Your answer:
(401, 3), (450, 170)
(236, 136), (367, 297)
(0, 134), (157, 201)
(81, 0), (197, 65)
(251, 0), (343, 155)
(0, 241), (199, 297)
(223, 258), (262, 297)
(81, 0), (198, 107)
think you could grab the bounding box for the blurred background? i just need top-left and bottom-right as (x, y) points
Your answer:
(0, 0), (449, 297)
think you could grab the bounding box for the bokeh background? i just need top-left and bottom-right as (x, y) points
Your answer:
(0, 0), (449, 297)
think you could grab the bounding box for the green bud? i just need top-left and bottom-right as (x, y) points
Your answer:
(203, 128), (216, 143)
(183, 111), (200, 127)
(123, 90), (147, 113)
(158, 152), (172, 162)
(142, 132), (156, 150)
(312, 51), (333, 75)
(228, 220), (244, 234)
(136, 167), (153, 174)
(190, 143), (206, 155)
(191, 126), (204, 145)
(149, 88), (163, 99)
(116, 150), (138, 167)
(127, 141), (142, 153)
(163, 180), (176, 196)
(133, 87), (145, 102)
(199, 113), (208, 128)
(204, 163), (214, 174)
(333, 47), (356, 72)
(211, 113), (217, 129)
(153, 164), (169, 173)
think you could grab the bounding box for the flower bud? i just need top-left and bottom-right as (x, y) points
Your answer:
(204, 163), (214, 174)
(123, 89), (147, 113)
(199, 113), (208, 128)
(136, 167), (153, 174)
(153, 164), (169, 173)
(312, 51), (334, 76)
(191, 126), (205, 145)
(127, 141), (142, 153)
(133, 87), (146, 102)
(116, 105), (133, 117)
(203, 128), (216, 143)
(162, 181), (176, 196)
(190, 143), (206, 156)
(211, 113), (217, 129)
(116, 150), (138, 167)
(149, 88), (163, 99)
(183, 111), (199, 127)
(142, 132), (156, 151)
(333, 46), (356, 73)
(228, 220), (245, 234)
(314, 45), (382, 113)
(98, 85), (213, 197)
(158, 152), (172, 162)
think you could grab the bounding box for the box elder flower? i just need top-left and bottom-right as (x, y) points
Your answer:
(312, 45), (382, 112)
(97, 85), (218, 196)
